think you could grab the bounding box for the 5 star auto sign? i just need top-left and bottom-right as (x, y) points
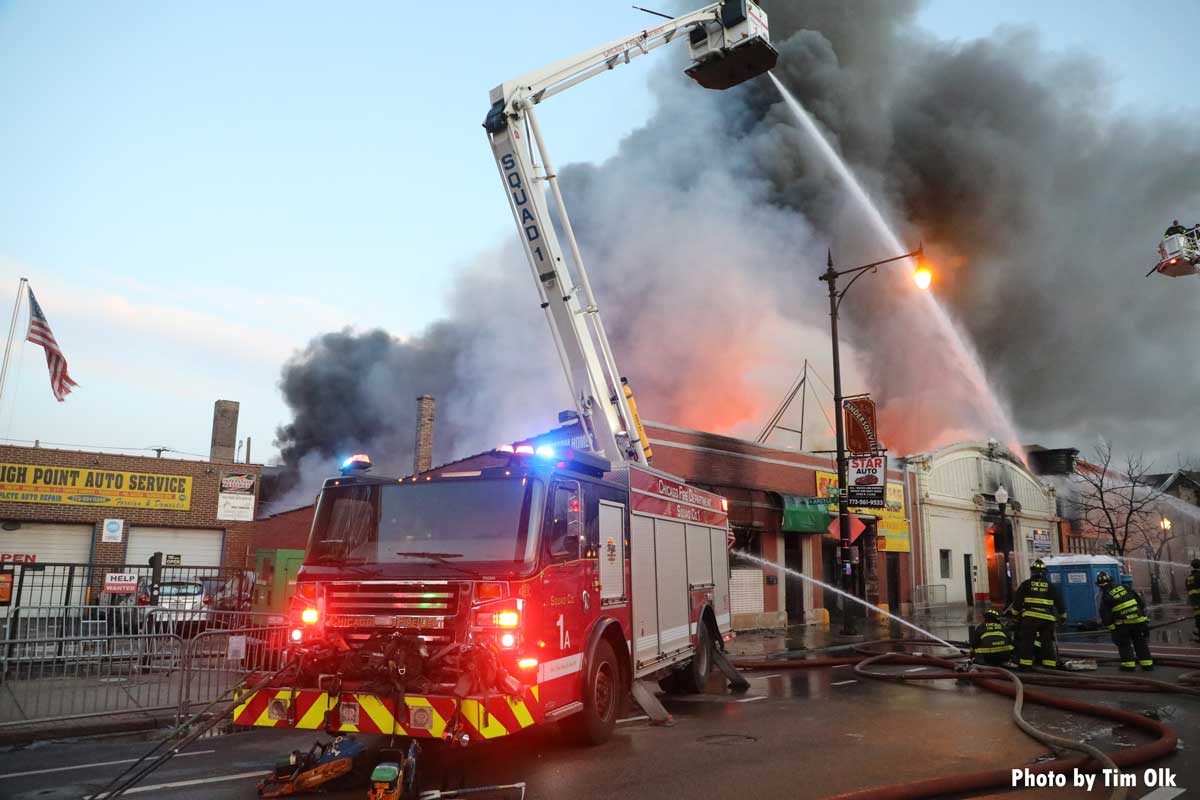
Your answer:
(847, 455), (886, 509)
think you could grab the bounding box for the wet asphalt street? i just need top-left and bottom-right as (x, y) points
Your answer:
(1, 619), (1197, 800)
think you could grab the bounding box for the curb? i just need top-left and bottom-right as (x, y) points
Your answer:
(0, 714), (172, 748)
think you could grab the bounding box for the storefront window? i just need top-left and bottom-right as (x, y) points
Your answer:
(729, 527), (760, 568)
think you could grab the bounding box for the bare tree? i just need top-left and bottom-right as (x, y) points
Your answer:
(1131, 506), (1178, 602)
(1070, 441), (1162, 557)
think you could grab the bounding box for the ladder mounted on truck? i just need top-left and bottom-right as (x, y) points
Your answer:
(484, 1), (777, 467)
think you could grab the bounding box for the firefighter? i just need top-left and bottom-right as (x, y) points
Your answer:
(970, 608), (1014, 666)
(1188, 558), (1200, 642)
(1165, 220), (1188, 236)
(1096, 571), (1153, 672)
(1012, 559), (1064, 670)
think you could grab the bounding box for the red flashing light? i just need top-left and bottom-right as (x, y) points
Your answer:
(514, 444), (535, 455)
(496, 444), (516, 453)
(290, 628), (303, 642)
(720, 497), (729, 512)
(499, 632), (517, 648)
(301, 608), (319, 625)
(474, 582), (505, 601)
(518, 657), (538, 670)
(475, 607), (521, 628)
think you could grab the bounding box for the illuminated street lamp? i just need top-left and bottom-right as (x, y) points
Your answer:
(1160, 516), (1180, 602)
(994, 485), (1012, 606)
(819, 242), (926, 636)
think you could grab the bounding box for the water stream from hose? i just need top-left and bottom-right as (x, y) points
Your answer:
(735, 550), (958, 650)
(767, 72), (1023, 456)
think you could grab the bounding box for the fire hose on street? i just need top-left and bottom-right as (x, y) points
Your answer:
(732, 640), (1200, 800)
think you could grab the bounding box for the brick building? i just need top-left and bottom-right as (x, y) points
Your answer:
(642, 422), (913, 629)
(0, 401), (261, 607)
(255, 420), (915, 631)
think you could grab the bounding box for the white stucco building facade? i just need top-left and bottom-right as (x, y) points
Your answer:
(907, 441), (1060, 610)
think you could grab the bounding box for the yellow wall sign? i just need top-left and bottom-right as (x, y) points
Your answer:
(816, 470), (910, 553)
(0, 463), (192, 510)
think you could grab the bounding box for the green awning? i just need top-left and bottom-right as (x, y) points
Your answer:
(780, 494), (832, 533)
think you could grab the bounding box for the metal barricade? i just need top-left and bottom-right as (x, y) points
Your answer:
(176, 612), (289, 722)
(0, 606), (289, 732)
(912, 583), (949, 620)
(0, 605), (184, 729)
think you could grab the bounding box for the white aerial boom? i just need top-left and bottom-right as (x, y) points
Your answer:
(484, 1), (776, 466)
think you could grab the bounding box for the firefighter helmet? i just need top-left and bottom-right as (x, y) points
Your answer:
(1031, 559), (1047, 574)
(983, 608), (1001, 622)
(1096, 571), (1112, 587)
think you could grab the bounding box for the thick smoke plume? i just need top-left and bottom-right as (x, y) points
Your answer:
(275, 0), (1200, 498)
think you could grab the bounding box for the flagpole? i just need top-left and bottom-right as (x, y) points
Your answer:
(0, 277), (29, 410)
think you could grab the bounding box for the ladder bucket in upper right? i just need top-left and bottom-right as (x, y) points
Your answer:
(1154, 232), (1200, 277)
(685, 1), (779, 90)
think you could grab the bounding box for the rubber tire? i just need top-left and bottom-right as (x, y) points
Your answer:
(659, 621), (712, 695)
(563, 639), (620, 745)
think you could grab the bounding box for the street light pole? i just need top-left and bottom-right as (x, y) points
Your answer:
(822, 251), (856, 636)
(818, 244), (926, 637)
(994, 485), (1011, 607)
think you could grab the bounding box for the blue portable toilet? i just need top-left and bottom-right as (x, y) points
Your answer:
(1041, 555), (1124, 628)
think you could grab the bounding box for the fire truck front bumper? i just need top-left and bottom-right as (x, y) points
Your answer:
(233, 686), (542, 740)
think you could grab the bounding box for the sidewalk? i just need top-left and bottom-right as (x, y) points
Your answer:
(725, 617), (970, 659)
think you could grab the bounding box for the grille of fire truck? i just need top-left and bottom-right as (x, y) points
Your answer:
(323, 581), (462, 643)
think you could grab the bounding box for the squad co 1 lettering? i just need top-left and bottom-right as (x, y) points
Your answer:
(500, 153), (545, 265)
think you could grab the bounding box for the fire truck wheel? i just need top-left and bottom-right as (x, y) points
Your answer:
(564, 639), (619, 745)
(659, 620), (711, 695)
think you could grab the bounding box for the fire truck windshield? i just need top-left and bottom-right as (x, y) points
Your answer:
(304, 478), (545, 574)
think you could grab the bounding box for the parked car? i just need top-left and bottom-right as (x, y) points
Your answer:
(201, 574), (253, 612)
(150, 580), (210, 635)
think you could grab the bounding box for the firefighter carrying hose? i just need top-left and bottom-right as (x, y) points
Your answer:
(1096, 571), (1153, 672)
(1188, 558), (1200, 642)
(1011, 559), (1064, 670)
(969, 608), (1014, 666)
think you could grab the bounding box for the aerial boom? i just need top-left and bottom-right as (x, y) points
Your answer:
(484, 1), (776, 465)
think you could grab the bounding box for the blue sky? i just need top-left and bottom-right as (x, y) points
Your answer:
(0, 1), (1194, 463)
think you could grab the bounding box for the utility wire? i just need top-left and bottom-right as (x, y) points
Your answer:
(0, 438), (210, 460)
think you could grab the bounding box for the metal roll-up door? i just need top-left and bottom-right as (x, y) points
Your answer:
(0, 522), (93, 608)
(126, 527), (223, 574)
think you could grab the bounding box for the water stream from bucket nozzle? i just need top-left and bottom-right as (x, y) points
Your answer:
(766, 72), (1023, 454)
(734, 551), (959, 650)
(1113, 554), (1197, 571)
(1008, 551), (1195, 575)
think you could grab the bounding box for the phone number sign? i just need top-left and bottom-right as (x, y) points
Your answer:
(847, 456), (887, 509)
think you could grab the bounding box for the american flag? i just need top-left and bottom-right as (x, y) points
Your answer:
(25, 287), (78, 402)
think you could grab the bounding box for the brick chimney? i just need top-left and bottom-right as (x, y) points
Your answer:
(210, 400), (240, 462)
(414, 395), (435, 474)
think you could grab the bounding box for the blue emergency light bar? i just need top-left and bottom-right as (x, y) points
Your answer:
(340, 453), (372, 474)
(494, 443), (610, 477)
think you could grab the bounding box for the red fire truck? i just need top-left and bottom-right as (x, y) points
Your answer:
(234, 448), (732, 746)
(236, 1), (774, 787)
